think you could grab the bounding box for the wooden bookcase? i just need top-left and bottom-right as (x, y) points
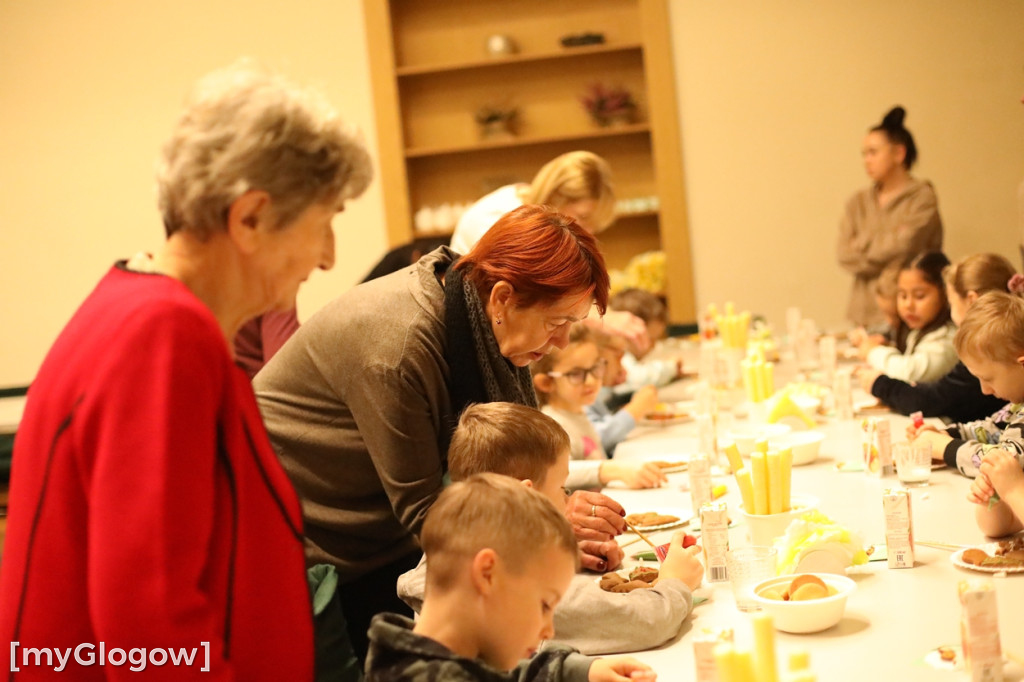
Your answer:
(363, 0), (695, 322)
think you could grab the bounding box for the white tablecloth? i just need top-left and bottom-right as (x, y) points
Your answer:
(602, 368), (1024, 681)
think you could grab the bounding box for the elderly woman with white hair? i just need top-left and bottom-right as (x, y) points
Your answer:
(0, 62), (372, 679)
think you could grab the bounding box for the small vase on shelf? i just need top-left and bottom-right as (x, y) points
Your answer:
(475, 105), (518, 141)
(580, 83), (638, 129)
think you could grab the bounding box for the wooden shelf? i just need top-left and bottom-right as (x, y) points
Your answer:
(405, 123), (650, 158)
(396, 42), (644, 77)
(364, 0), (696, 322)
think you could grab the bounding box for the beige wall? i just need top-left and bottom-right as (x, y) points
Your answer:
(670, 1), (1024, 332)
(2, 1), (1023, 386)
(0, 0), (387, 386)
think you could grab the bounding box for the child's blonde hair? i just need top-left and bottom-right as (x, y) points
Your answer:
(531, 323), (596, 406)
(448, 403), (569, 484)
(420, 473), (580, 592)
(943, 253), (1017, 299)
(608, 288), (667, 325)
(955, 290), (1024, 364)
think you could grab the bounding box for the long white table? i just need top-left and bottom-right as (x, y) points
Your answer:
(605, 370), (1024, 681)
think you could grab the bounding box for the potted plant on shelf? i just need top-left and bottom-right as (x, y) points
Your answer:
(474, 104), (518, 140)
(580, 83), (637, 127)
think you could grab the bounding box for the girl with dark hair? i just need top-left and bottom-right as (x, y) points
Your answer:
(859, 253), (1016, 422)
(855, 251), (957, 383)
(837, 106), (943, 327)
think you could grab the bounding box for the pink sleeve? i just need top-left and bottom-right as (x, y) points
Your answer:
(258, 308), (301, 360)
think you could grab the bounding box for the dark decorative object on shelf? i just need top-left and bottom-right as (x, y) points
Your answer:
(560, 32), (606, 48)
(474, 105), (519, 139)
(580, 83), (637, 127)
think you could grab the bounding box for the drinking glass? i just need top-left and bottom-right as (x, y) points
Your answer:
(894, 442), (931, 486)
(726, 546), (777, 612)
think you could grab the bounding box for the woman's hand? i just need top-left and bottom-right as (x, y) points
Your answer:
(856, 367), (883, 393)
(578, 539), (624, 573)
(658, 531), (704, 590)
(600, 460), (668, 489)
(588, 657), (657, 682)
(979, 450), (1024, 500)
(565, 490), (626, 541)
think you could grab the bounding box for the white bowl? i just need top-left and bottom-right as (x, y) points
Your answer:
(740, 494), (819, 546)
(768, 431), (825, 466)
(726, 423), (792, 456)
(751, 573), (856, 633)
(790, 394), (822, 415)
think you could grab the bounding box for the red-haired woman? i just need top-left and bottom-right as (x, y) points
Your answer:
(254, 205), (624, 660)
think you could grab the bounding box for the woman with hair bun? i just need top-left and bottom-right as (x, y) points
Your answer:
(838, 106), (943, 327)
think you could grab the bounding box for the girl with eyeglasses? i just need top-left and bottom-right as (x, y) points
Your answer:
(532, 324), (667, 489)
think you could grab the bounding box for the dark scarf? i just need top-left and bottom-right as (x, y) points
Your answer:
(443, 261), (538, 420)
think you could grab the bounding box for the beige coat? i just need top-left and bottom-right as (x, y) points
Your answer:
(837, 178), (943, 326)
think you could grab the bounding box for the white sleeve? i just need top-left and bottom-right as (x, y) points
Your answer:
(866, 325), (957, 383)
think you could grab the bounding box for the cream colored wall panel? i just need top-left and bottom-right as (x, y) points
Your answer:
(670, 1), (1024, 333)
(0, 0), (388, 385)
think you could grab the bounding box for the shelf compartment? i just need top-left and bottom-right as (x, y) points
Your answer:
(390, 0), (642, 72)
(405, 124), (650, 159)
(399, 48), (647, 153)
(396, 43), (644, 78)
(406, 135), (657, 217)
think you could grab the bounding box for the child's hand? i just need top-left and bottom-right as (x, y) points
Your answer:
(848, 327), (867, 348)
(856, 367), (883, 393)
(979, 450), (1024, 499)
(588, 657), (657, 682)
(905, 422), (938, 440)
(624, 385), (660, 421)
(658, 531), (705, 590)
(600, 310), (652, 358)
(967, 473), (995, 506)
(911, 430), (952, 462)
(601, 460), (667, 489)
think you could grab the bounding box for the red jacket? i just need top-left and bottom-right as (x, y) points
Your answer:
(0, 265), (313, 680)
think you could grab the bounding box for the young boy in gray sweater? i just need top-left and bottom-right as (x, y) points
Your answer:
(366, 473), (656, 681)
(396, 403), (704, 655)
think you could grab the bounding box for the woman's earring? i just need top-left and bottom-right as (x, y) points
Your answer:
(495, 317), (502, 326)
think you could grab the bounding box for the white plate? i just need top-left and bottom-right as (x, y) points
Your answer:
(641, 456), (689, 474)
(655, 462), (689, 474)
(950, 542), (1024, 574)
(638, 402), (693, 427)
(624, 507), (692, 532)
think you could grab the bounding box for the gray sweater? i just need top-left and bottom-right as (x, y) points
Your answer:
(254, 249), (456, 581)
(397, 558), (694, 655)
